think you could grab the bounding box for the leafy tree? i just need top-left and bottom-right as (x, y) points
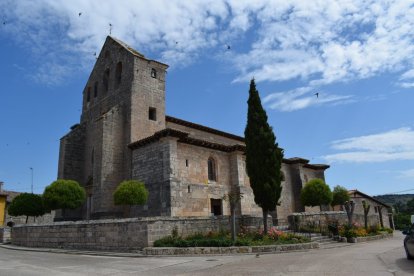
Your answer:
(300, 178), (333, 210)
(8, 193), (45, 223)
(43, 179), (86, 211)
(406, 198), (414, 213)
(331, 185), (350, 207)
(244, 79), (283, 233)
(113, 180), (148, 217)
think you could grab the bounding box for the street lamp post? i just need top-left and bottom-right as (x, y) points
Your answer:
(30, 167), (33, 193)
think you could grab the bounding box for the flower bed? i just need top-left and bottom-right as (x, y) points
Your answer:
(347, 233), (393, 243)
(153, 227), (310, 248)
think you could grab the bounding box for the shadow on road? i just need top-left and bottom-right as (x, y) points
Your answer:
(394, 257), (414, 273)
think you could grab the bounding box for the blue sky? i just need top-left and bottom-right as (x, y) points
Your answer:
(0, 0), (413, 196)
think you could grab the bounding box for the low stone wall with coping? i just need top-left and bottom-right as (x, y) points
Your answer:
(347, 233), (393, 243)
(0, 227), (11, 243)
(143, 242), (319, 256)
(288, 211), (384, 231)
(11, 215), (267, 252)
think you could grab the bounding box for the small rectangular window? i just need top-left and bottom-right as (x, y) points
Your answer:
(149, 107), (157, 121)
(185, 159), (189, 167)
(87, 88), (91, 102)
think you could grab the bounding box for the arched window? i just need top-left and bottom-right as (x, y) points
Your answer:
(115, 62), (122, 86)
(103, 69), (110, 91)
(94, 82), (98, 98)
(208, 157), (217, 182)
(151, 68), (157, 78)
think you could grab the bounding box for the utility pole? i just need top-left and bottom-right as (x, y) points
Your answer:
(30, 167), (33, 193)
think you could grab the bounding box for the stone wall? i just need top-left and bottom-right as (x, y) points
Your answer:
(11, 216), (267, 251)
(0, 227), (10, 243)
(288, 211), (389, 231)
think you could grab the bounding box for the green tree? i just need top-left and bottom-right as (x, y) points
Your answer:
(244, 79), (283, 233)
(331, 185), (350, 207)
(8, 193), (45, 223)
(113, 180), (149, 217)
(43, 179), (86, 211)
(300, 179), (333, 210)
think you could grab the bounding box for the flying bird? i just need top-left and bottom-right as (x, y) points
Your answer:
(226, 44), (231, 50)
(78, 12), (82, 17)
(2, 21), (6, 25)
(314, 92), (319, 98)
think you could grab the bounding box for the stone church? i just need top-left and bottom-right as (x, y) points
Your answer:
(57, 36), (329, 223)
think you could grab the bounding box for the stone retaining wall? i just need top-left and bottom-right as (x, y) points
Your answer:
(347, 233), (393, 243)
(288, 211), (385, 231)
(143, 242), (319, 255)
(11, 216), (266, 251)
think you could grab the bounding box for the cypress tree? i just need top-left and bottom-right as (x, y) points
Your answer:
(244, 79), (283, 233)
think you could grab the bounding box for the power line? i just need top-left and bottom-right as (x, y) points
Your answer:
(384, 188), (414, 194)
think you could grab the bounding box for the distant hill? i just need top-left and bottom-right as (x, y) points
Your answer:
(373, 194), (414, 206)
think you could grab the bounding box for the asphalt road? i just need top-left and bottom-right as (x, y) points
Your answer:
(0, 232), (413, 275)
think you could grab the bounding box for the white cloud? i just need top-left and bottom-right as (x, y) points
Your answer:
(262, 86), (353, 112)
(2, 0), (414, 95)
(324, 127), (414, 163)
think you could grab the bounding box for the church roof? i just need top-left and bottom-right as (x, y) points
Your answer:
(166, 116), (245, 142)
(128, 128), (246, 153)
(107, 36), (169, 67)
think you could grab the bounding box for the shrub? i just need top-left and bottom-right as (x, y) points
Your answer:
(113, 180), (148, 206)
(153, 228), (309, 247)
(8, 193), (45, 223)
(300, 179), (332, 208)
(43, 179), (86, 211)
(331, 185), (350, 206)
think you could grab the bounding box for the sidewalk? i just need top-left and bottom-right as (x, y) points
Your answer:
(0, 243), (145, 258)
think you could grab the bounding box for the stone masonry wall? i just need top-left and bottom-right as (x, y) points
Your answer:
(11, 216), (269, 251)
(288, 211), (388, 230)
(172, 142), (232, 216)
(131, 139), (172, 216)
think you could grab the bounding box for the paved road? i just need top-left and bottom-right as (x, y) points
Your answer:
(0, 232), (413, 275)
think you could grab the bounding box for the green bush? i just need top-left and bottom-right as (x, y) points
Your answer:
(113, 180), (148, 206)
(153, 228), (310, 247)
(300, 179), (332, 207)
(8, 193), (45, 222)
(394, 213), (411, 230)
(43, 179), (86, 211)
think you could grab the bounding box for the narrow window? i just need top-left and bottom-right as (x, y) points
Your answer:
(91, 148), (94, 165)
(103, 69), (110, 92)
(185, 159), (189, 167)
(208, 157), (216, 181)
(94, 82), (98, 98)
(149, 107), (157, 121)
(86, 87), (91, 102)
(115, 62), (122, 86)
(151, 68), (157, 78)
(187, 185), (191, 193)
